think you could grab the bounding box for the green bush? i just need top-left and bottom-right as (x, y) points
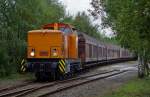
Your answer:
(0, 0), (65, 77)
(0, 40), (26, 77)
(0, 43), (10, 77)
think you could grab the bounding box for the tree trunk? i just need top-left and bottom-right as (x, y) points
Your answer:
(138, 55), (145, 78)
(138, 54), (150, 78)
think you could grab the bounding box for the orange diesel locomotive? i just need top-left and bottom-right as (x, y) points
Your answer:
(27, 23), (80, 80)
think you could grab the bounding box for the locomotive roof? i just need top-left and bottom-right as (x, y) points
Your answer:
(28, 29), (62, 33)
(42, 23), (75, 30)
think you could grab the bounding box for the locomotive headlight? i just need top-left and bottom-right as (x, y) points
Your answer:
(53, 52), (57, 56)
(52, 48), (58, 57)
(30, 51), (35, 57)
(30, 49), (35, 57)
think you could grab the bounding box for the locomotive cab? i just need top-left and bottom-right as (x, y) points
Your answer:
(27, 23), (80, 80)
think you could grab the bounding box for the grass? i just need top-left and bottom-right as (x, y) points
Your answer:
(102, 77), (150, 97)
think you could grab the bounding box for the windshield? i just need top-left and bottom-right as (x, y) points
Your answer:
(59, 27), (72, 33)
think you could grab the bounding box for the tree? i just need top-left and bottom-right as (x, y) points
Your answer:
(0, 0), (65, 77)
(90, 0), (150, 77)
(73, 12), (101, 39)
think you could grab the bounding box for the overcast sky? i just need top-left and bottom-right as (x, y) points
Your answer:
(59, 0), (91, 15)
(58, 0), (113, 37)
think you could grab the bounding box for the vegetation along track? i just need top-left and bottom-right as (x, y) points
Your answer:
(0, 69), (129, 97)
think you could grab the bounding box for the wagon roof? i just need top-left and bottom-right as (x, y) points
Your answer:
(78, 32), (123, 49)
(106, 43), (121, 49)
(78, 32), (105, 45)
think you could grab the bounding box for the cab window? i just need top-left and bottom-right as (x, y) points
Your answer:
(59, 27), (72, 34)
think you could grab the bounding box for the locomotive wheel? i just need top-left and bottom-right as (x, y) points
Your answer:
(35, 72), (43, 81)
(55, 72), (64, 80)
(70, 66), (78, 77)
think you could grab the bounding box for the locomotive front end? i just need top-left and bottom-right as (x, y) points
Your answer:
(28, 30), (64, 59)
(27, 29), (65, 80)
(27, 23), (79, 80)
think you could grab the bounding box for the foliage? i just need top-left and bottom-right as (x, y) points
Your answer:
(90, 0), (150, 77)
(90, 0), (150, 52)
(73, 12), (101, 39)
(0, 42), (10, 77)
(102, 36), (118, 45)
(0, 0), (65, 77)
(63, 12), (102, 39)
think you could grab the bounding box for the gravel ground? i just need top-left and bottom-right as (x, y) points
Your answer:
(47, 71), (137, 97)
(46, 61), (138, 97)
(79, 61), (137, 78)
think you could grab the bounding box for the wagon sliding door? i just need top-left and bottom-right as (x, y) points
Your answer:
(78, 37), (85, 64)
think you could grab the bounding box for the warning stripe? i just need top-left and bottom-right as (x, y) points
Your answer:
(20, 66), (26, 72)
(58, 60), (66, 73)
(59, 61), (65, 70)
(20, 67), (23, 71)
(58, 65), (64, 73)
(59, 62), (65, 73)
(22, 68), (26, 72)
(21, 59), (25, 65)
(61, 60), (65, 65)
(20, 59), (26, 72)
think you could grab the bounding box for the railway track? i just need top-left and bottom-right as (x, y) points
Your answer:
(38, 70), (128, 97)
(0, 69), (129, 97)
(0, 81), (56, 97)
(0, 81), (33, 93)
